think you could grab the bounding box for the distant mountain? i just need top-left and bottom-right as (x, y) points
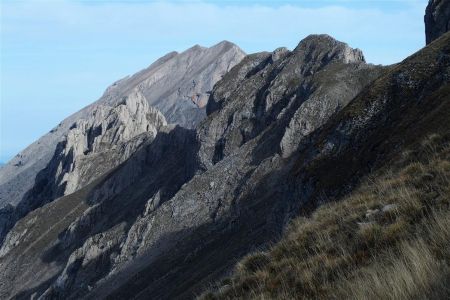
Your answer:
(0, 41), (245, 209)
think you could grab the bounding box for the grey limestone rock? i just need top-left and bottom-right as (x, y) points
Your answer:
(47, 90), (167, 198)
(199, 34), (380, 167)
(0, 41), (245, 209)
(0, 90), (166, 246)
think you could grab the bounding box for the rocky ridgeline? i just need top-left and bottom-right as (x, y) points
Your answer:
(0, 41), (245, 209)
(37, 90), (166, 200)
(0, 41), (245, 275)
(0, 91), (166, 246)
(199, 34), (374, 166)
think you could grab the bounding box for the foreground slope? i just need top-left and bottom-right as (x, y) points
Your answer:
(203, 133), (450, 299)
(203, 30), (450, 300)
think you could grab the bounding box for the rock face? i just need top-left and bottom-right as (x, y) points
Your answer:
(30, 90), (166, 200)
(199, 35), (374, 166)
(0, 41), (245, 209)
(0, 91), (166, 245)
(25, 91), (167, 203)
(0, 124), (200, 299)
(425, 0), (450, 44)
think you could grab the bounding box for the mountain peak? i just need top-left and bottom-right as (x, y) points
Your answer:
(294, 34), (365, 64)
(183, 44), (207, 54)
(213, 40), (237, 49)
(181, 41), (245, 57)
(209, 40), (246, 55)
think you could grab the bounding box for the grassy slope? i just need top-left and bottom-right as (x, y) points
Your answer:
(201, 133), (450, 300)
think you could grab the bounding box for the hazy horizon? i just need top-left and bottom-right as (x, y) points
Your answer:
(1, 0), (428, 163)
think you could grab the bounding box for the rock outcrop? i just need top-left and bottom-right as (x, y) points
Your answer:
(32, 90), (166, 199)
(0, 41), (245, 209)
(199, 35), (377, 166)
(425, 0), (450, 44)
(0, 91), (166, 245)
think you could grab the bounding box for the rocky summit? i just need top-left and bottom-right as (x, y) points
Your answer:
(1, 0), (449, 299)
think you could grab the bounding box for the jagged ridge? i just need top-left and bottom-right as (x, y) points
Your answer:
(0, 41), (245, 209)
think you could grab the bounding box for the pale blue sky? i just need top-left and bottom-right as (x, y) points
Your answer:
(1, 0), (428, 163)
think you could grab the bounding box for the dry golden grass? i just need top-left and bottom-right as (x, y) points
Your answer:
(340, 204), (450, 299)
(200, 134), (450, 300)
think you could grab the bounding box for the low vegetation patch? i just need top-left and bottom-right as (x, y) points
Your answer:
(200, 134), (450, 299)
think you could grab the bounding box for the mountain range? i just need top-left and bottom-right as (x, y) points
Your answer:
(0, 0), (449, 299)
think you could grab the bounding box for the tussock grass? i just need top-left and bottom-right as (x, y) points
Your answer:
(200, 134), (450, 299)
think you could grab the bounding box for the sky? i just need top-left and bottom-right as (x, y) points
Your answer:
(1, 0), (428, 163)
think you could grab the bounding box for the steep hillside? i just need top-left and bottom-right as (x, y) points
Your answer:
(0, 41), (245, 209)
(203, 25), (450, 300)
